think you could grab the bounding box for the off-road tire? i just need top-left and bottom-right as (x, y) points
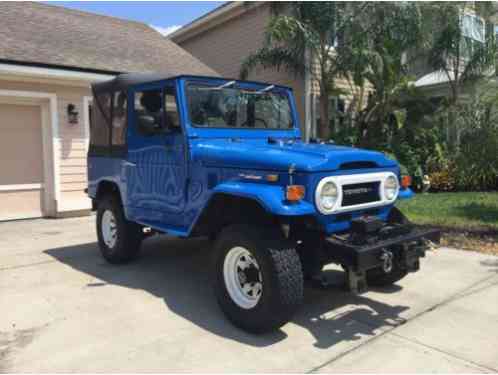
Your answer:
(96, 194), (143, 264)
(214, 224), (303, 333)
(294, 231), (325, 280)
(366, 263), (408, 286)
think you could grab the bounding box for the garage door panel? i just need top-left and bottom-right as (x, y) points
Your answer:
(0, 190), (43, 220)
(0, 103), (44, 219)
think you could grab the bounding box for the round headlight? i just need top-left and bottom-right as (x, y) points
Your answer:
(320, 181), (338, 211)
(384, 175), (399, 200)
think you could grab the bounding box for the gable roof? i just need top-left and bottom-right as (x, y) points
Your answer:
(170, 2), (264, 44)
(0, 2), (218, 76)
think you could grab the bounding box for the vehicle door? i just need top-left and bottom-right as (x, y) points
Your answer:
(125, 82), (187, 227)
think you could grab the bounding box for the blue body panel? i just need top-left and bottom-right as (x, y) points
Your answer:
(87, 76), (413, 237)
(212, 182), (315, 216)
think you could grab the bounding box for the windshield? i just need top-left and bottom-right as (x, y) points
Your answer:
(186, 82), (293, 129)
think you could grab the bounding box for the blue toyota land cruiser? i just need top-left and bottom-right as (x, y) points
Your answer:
(87, 73), (439, 333)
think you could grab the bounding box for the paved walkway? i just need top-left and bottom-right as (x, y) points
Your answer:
(1, 216), (497, 372)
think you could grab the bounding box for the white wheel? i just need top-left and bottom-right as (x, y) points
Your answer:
(97, 195), (142, 264)
(223, 246), (263, 309)
(101, 209), (117, 248)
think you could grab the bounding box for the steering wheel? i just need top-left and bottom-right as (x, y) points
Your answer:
(240, 117), (268, 128)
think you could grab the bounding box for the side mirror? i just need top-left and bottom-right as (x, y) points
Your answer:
(137, 115), (162, 136)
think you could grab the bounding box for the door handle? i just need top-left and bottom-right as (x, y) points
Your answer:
(123, 161), (136, 167)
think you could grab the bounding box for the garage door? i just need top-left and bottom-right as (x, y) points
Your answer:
(0, 103), (44, 220)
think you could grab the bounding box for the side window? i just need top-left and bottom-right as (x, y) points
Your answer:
(112, 91), (127, 146)
(90, 92), (111, 147)
(135, 89), (163, 136)
(164, 87), (181, 131)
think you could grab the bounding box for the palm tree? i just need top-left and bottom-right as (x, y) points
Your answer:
(240, 2), (366, 140)
(422, 2), (498, 145)
(342, 2), (426, 149)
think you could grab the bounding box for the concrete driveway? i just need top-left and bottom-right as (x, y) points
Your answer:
(1, 216), (497, 373)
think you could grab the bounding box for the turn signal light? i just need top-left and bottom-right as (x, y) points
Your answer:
(401, 175), (412, 188)
(266, 174), (279, 182)
(286, 185), (305, 202)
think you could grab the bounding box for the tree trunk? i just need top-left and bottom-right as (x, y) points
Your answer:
(318, 95), (330, 140)
(447, 83), (460, 149)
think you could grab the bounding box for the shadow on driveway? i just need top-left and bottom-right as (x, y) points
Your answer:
(481, 258), (498, 273)
(44, 235), (409, 349)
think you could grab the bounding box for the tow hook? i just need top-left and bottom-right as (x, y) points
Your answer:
(380, 249), (394, 273)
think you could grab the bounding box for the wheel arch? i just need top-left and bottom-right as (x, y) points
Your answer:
(93, 180), (123, 210)
(189, 182), (316, 237)
(189, 192), (276, 237)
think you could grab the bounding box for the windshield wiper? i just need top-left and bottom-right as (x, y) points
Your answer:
(257, 84), (275, 93)
(215, 80), (236, 90)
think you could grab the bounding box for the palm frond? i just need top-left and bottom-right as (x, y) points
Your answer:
(240, 47), (305, 80)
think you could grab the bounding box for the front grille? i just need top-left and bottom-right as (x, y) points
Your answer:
(341, 182), (380, 207)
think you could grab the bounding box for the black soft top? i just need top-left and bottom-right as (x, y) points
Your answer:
(91, 73), (178, 94)
(91, 73), (293, 94)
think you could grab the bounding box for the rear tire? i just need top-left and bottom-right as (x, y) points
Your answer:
(214, 224), (303, 333)
(96, 194), (143, 264)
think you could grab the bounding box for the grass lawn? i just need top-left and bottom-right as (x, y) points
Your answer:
(397, 192), (498, 255)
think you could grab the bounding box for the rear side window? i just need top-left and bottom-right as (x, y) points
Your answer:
(90, 92), (111, 147)
(89, 90), (128, 156)
(112, 91), (127, 146)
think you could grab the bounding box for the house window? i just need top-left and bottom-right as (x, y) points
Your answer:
(314, 96), (346, 134)
(328, 96), (345, 133)
(461, 13), (485, 43)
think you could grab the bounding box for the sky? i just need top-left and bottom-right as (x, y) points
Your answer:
(44, 1), (225, 36)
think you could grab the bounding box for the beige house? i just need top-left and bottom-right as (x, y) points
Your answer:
(170, 2), (338, 141)
(0, 2), (217, 221)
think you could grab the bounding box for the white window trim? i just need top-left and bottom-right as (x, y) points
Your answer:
(460, 12), (486, 43)
(83, 96), (93, 152)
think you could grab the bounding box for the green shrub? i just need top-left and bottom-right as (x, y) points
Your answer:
(454, 126), (498, 191)
(429, 166), (457, 192)
(452, 88), (498, 191)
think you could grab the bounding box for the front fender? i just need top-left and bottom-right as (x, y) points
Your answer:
(212, 182), (315, 216)
(398, 188), (415, 200)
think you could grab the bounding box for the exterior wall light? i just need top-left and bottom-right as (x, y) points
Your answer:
(67, 103), (79, 124)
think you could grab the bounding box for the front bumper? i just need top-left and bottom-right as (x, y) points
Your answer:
(324, 224), (441, 273)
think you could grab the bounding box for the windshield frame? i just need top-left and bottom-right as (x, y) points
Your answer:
(183, 78), (298, 132)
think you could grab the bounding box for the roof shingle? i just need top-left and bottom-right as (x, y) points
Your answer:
(0, 2), (219, 76)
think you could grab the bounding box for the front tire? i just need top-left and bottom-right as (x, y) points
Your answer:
(96, 194), (143, 264)
(214, 224), (303, 333)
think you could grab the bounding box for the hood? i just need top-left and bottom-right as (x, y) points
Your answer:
(191, 138), (398, 172)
